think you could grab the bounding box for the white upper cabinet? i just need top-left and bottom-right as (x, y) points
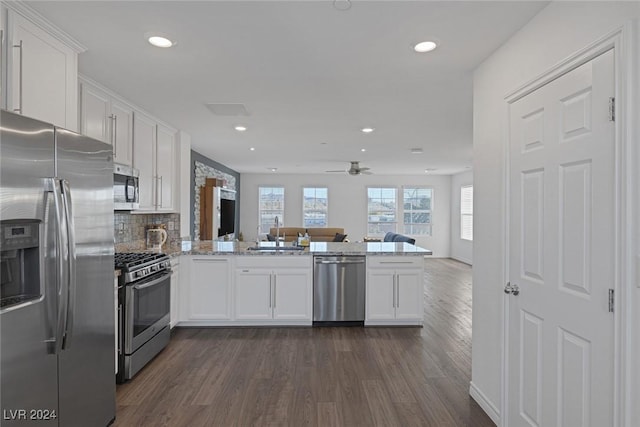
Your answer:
(133, 112), (176, 212)
(80, 82), (109, 142)
(156, 125), (176, 211)
(133, 111), (157, 211)
(110, 100), (133, 166)
(3, 6), (83, 130)
(79, 79), (134, 165)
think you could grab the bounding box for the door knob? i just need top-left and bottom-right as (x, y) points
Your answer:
(504, 282), (520, 296)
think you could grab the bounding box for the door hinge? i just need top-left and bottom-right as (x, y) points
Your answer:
(608, 289), (614, 313)
(608, 97), (615, 122)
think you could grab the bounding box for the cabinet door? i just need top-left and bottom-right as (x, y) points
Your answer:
(111, 100), (133, 166)
(395, 269), (423, 320)
(80, 82), (109, 143)
(133, 111), (157, 210)
(234, 269), (272, 320)
(188, 258), (231, 320)
(1, 8), (6, 109)
(156, 125), (175, 211)
(273, 268), (312, 321)
(366, 269), (396, 321)
(9, 12), (77, 130)
(170, 262), (180, 328)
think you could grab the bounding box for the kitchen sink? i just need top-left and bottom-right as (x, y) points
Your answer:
(247, 245), (306, 251)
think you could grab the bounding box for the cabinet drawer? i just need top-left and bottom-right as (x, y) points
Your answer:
(367, 256), (423, 268)
(235, 256), (311, 269)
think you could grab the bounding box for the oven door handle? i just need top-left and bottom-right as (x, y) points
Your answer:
(132, 274), (169, 290)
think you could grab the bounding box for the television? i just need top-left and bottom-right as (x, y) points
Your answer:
(218, 199), (236, 237)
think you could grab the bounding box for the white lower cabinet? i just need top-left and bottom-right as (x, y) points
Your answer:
(366, 256), (424, 325)
(181, 256), (232, 323)
(234, 269), (272, 320)
(234, 256), (312, 325)
(170, 256), (180, 328)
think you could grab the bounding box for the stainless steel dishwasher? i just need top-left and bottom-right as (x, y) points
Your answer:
(313, 256), (366, 324)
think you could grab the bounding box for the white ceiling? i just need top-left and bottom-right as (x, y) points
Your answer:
(27, 1), (548, 175)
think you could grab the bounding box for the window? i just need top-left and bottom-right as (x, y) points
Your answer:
(461, 185), (473, 241)
(367, 187), (397, 235)
(258, 186), (284, 234)
(303, 187), (328, 228)
(403, 187), (433, 235)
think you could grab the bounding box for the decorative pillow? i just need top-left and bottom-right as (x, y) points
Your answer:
(333, 233), (347, 242)
(266, 234), (276, 241)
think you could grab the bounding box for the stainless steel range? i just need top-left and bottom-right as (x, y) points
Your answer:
(115, 252), (171, 383)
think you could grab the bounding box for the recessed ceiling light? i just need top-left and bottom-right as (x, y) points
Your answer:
(361, 127), (375, 133)
(147, 35), (174, 48)
(249, 147), (255, 151)
(268, 168), (278, 172)
(234, 125), (247, 132)
(424, 168), (437, 173)
(361, 148), (366, 152)
(413, 41), (437, 53)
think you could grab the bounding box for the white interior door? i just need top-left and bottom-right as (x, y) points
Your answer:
(507, 49), (615, 427)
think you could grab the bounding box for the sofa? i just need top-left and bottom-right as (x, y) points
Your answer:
(383, 231), (416, 245)
(268, 227), (347, 242)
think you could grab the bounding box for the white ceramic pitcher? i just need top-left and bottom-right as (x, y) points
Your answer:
(146, 228), (167, 252)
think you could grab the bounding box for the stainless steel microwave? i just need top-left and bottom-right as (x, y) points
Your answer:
(114, 163), (139, 210)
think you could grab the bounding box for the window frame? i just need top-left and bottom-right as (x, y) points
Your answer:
(460, 184), (473, 241)
(366, 186), (399, 236)
(258, 186), (285, 235)
(302, 186), (329, 228)
(401, 186), (434, 237)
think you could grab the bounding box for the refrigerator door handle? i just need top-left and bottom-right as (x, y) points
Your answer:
(42, 188), (57, 355)
(61, 179), (76, 350)
(47, 177), (68, 354)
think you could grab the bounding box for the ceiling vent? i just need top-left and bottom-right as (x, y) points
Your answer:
(205, 103), (250, 116)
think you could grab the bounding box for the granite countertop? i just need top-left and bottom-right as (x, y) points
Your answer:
(183, 241), (432, 256)
(115, 240), (432, 256)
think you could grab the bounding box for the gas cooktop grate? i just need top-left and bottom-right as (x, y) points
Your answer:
(115, 252), (170, 270)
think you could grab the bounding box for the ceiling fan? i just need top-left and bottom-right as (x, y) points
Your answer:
(326, 161), (373, 176)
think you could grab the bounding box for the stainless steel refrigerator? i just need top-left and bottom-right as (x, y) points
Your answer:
(0, 110), (116, 426)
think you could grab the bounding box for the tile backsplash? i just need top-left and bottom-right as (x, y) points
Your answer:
(114, 212), (180, 247)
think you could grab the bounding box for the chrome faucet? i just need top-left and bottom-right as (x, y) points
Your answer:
(274, 216), (280, 246)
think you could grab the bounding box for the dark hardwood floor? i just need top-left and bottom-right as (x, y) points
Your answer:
(114, 258), (495, 427)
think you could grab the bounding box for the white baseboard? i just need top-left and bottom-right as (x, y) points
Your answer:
(451, 255), (472, 265)
(469, 381), (500, 426)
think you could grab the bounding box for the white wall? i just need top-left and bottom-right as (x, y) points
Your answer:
(240, 173), (451, 257)
(472, 2), (640, 424)
(450, 170), (473, 265)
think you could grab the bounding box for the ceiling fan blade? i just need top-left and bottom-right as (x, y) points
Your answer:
(361, 171), (373, 175)
(325, 170), (346, 173)
(358, 167), (371, 172)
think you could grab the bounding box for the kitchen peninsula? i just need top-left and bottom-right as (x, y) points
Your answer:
(177, 241), (431, 327)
